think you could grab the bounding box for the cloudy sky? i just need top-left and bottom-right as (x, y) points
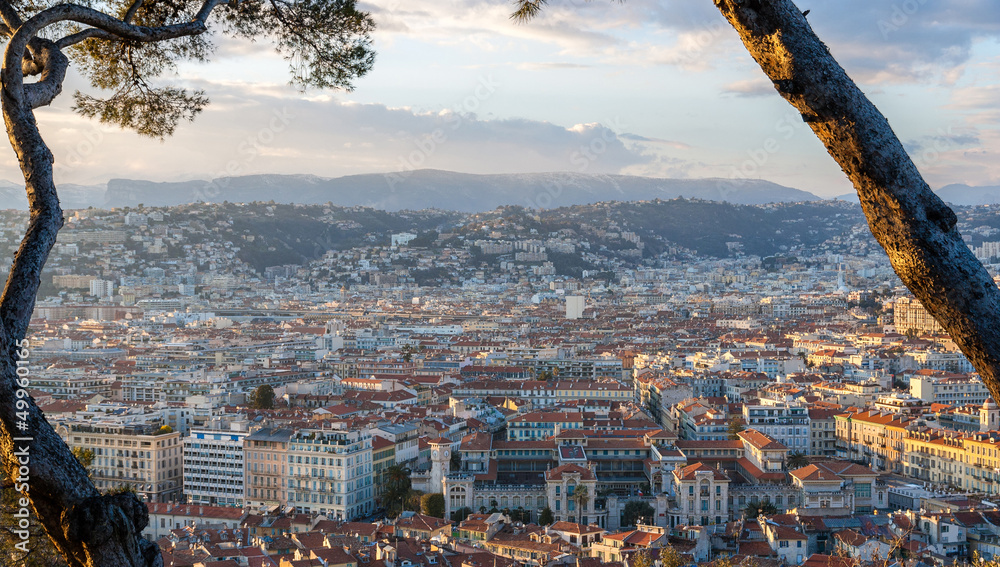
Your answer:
(16, 0), (1000, 197)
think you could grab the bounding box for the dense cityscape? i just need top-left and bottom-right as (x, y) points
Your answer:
(13, 198), (1000, 567)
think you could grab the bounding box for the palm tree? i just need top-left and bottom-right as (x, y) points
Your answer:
(744, 500), (778, 518)
(787, 452), (810, 470)
(571, 484), (589, 519)
(383, 464), (412, 516)
(386, 464), (410, 491)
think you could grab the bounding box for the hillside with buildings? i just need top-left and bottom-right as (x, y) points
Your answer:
(12, 200), (1000, 566)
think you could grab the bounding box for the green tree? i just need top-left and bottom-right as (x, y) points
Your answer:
(787, 452), (810, 470)
(510, 507), (531, 524)
(744, 499), (779, 518)
(658, 545), (686, 567)
(381, 464), (412, 517)
(451, 506), (473, 523)
(450, 450), (462, 472)
(727, 417), (744, 440)
(72, 447), (95, 472)
(421, 493), (445, 519)
(632, 549), (654, 567)
(404, 489), (424, 513)
(622, 500), (655, 528)
(249, 384), (275, 410)
(538, 506), (554, 525)
(0, 1), (374, 562)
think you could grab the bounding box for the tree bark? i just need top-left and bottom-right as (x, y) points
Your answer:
(712, 0), (1000, 403)
(0, 47), (162, 567)
(0, 2), (235, 563)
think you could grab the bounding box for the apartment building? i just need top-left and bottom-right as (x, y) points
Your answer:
(835, 410), (912, 473)
(286, 428), (375, 520)
(244, 428), (294, 509)
(62, 422), (182, 502)
(182, 419), (250, 507)
(742, 401), (810, 453)
(911, 373), (991, 406)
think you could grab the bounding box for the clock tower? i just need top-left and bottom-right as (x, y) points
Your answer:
(428, 437), (451, 495)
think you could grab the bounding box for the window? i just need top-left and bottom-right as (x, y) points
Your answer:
(854, 482), (871, 498)
(779, 541), (788, 548)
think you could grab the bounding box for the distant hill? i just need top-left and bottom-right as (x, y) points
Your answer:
(97, 170), (820, 211)
(837, 184), (1000, 207)
(0, 180), (105, 210)
(936, 184), (1000, 206)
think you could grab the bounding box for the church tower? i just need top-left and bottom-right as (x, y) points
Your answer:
(980, 399), (999, 432)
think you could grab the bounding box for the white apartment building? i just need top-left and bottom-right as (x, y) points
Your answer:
(903, 350), (974, 374)
(286, 428), (375, 520)
(742, 401), (811, 453)
(911, 373), (991, 405)
(182, 419), (250, 507)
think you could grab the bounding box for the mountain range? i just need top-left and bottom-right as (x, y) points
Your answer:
(0, 170), (996, 211)
(0, 171), (817, 211)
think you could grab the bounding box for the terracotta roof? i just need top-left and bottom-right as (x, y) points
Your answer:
(544, 463), (596, 481)
(674, 462), (729, 481)
(790, 464), (843, 482)
(738, 429), (788, 451)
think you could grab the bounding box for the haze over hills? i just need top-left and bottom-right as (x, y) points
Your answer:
(0, 170), (997, 210)
(936, 184), (1000, 206)
(2, 171), (821, 211)
(835, 184), (1000, 207)
(100, 170), (821, 211)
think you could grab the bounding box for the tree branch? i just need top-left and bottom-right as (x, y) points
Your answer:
(123, 0), (145, 23)
(5, 0), (227, 108)
(0, 3), (228, 567)
(0, 0), (21, 34)
(55, 28), (117, 49)
(712, 0), (1000, 401)
(23, 41), (69, 109)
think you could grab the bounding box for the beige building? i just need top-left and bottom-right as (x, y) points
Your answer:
(834, 410), (912, 473)
(893, 296), (944, 334)
(244, 427), (293, 509)
(670, 462), (729, 527)
(61, 422), (182, 502)
(545, 464), (598, 526)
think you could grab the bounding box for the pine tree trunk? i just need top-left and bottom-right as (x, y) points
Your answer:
(0, 57), (163, 567)
(714, 0), (1000, 402)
